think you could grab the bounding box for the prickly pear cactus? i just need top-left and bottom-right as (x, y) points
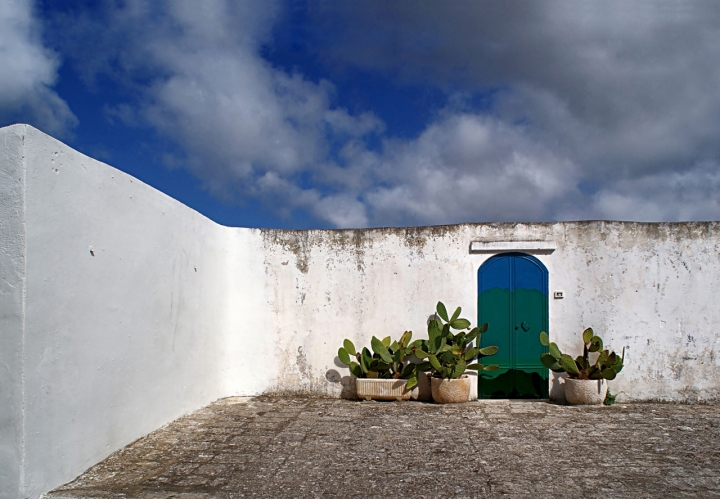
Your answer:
(338, 330), (422, 388)
(539, 328), (625, 380)
(337, 300), (502, 389)
(411, 301), (499, 380)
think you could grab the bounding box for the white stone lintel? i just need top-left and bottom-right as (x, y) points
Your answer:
(469, 241), (556, 253)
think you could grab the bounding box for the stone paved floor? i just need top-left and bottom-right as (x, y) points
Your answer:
(48, 396), (720, 499)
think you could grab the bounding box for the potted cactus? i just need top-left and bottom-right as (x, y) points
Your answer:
(539, 329), (625, 405)
(337, 331), (419, 401)
(412, 302), (499, 403)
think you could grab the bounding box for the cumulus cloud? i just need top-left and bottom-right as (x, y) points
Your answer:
(0, 0), (76, 135)
(308, 1), (720, 223)
(360, 113), (582, 226)
(55, 0), (382, 226)
(52, 0), (720, 226)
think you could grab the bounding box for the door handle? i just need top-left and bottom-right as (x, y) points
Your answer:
(520, 322), (530, 332)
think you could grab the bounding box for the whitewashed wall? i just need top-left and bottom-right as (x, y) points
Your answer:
(260, 223), (720, 403)
(0, 125), (266, 499)
(552, 222), (720, 401)
(0, 125), (27, 499)
(1, 124), (719, 498)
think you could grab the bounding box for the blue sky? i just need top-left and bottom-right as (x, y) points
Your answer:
(2, 1), (720, 228)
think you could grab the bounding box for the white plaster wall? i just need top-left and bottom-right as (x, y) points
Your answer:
(259, 223), (720, 403)
(0, 125), (266, 499)
(551, 222), (720, 402)
(0, 126), (26, 499)
(259, 225), (556, 398)
(221, 227), (273, 396)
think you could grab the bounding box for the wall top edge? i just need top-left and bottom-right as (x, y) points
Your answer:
(256, 220), (720, 235)
(5, 125), (719, 236)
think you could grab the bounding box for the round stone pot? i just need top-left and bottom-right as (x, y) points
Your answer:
(564, 378), (608, 405)
(430, 376), (471, 404)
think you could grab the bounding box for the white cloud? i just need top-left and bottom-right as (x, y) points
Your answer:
(56, 0), (381, 226)
(307, 1), (720, 224)
(593, 160), (720, 222)
(362, 114), (581, 225)
(56, 1), (720, 227)
(0, 0), (75, 135)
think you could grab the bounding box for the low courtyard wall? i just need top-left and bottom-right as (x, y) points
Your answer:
(259, 222), (720, 403)
(2, 124), (719, 498)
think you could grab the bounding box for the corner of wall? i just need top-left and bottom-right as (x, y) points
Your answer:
(220, 228), (276, 396)
(0, 124), (28, 499)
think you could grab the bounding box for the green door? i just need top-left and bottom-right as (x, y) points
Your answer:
(478, 253), (548, 398)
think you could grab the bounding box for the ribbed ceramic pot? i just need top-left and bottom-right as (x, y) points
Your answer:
(565, 378), (607, 405)
(430, 376), (471, 404)
(356, 378), (411, 401)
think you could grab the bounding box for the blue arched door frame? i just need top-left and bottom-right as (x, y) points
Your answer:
(477, 252), (549, 398)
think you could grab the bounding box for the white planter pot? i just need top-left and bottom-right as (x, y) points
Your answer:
(564, 378), (608, 405)
(356, 378), (412, 401)
(430, 375), (471, 404)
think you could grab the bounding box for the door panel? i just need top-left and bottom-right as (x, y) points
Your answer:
(478, 253), (548, 399)
(478, 257), (512, 370)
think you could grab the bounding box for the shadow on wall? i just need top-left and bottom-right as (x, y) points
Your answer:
(326, 355), (358, 399)
(325, 368), (357, 399)
(550, 371), (567, 402)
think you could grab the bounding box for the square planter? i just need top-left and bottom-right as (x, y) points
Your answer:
(356, 378), (412, 401)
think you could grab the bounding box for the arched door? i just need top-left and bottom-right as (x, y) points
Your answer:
(478, 253), (548, 398)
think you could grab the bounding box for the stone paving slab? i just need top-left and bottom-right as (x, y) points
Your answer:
(47, 396), (720, 499)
